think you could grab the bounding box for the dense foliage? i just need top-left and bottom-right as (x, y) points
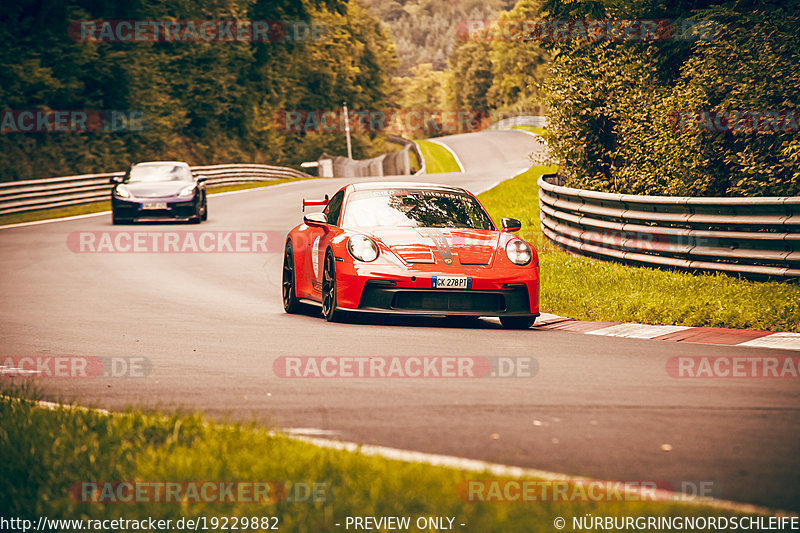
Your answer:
(0, 0), (396, 180)
(539, 0), (800, 196)
(363, 0), (514, 76)
(379, 0), (550, 138)
(447, 0), (549, 117)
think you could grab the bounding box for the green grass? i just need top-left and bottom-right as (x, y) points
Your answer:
(0, 201), (113, 227)
(417, 139), (461, 173)
(510, 125), (546, 135)
(0, 387), (763, 532)
(478, 166), (800, 332)
(0, 177), (316, 227)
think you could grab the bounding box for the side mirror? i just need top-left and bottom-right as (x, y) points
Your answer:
(195, 175), (208, 183)
(303, 212), (328, 227)
(109, 176), (124, 184)
(502, 218), (522, 232)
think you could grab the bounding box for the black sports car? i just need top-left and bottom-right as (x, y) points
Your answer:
(110, 161), (208, 224)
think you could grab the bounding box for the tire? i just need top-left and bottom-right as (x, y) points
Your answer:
(282, 241), (301, 314)
(321, 250), (344, 322)
(112, 211), (124, 225)
(499, 316), (536, 330)
(189, 198), (203, 224)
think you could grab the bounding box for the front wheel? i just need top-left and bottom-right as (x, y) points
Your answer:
(499, 316), (536, 330)
(282, 241), (301, 314)
(321, 251), (344, 322)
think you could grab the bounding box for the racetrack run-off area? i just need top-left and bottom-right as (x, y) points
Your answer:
(1, 130), (798, 512)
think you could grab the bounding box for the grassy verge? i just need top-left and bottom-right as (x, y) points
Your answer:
(417, 140), (461, 173)
(0, 387), (761, 532)
(478, 166), (800, 332)
(510, 125), (546, 136)
(0, 177), (316, 227)
(0, 201), (113, 227)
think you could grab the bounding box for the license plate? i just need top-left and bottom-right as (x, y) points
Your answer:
(142, 202), (167, 210)
(431, 276), (472, 289)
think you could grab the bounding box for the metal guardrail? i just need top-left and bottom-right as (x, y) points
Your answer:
(0, 164), (310, 216)
(538, 174), (800, 278)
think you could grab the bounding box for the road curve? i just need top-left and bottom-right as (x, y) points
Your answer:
(0, 130), (797, 511)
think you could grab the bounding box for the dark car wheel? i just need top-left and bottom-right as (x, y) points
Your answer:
(282, 241), (301, 314)
(499, 316), (536, 329)
(321, 251), (344, 322)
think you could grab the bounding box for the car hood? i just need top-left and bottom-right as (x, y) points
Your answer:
(370, 227), (500, 265)
(124, 181), (192, 198)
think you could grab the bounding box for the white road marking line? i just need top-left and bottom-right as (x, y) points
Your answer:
(0, 210), (110, 230)
(474, 179), (503, 194)
(500, 128), (542, 138)
(737, 332), (800, 351)
(472, 167), (532, 194)
(208, 178), (315, 198)
(282, 427), (340, 437)
(4, 396), (789, 516)
(289, 434), (784, 516)
(0, 367), (41, 376)
(586, 323), (692, 339)
(535, 312), (571, 326)
(427, 139), (465, 173)
(0, 396), (109, 415)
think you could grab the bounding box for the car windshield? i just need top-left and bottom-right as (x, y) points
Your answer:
(341, 189), (495, 230)
(127, 164), (193, 183)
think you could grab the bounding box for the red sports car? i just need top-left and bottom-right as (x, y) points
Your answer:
(282, 182), (540, 329)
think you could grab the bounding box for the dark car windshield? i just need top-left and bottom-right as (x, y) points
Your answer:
(341, 189), (495, 230)
(127, 164), (193, 183)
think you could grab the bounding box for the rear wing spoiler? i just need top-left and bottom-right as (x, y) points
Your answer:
(302, 195), (328, 212)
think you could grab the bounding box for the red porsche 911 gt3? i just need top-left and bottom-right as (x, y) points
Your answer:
(282, 182), (540, 329)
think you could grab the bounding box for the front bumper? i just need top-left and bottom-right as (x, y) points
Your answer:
(358, 280), (534, 316)
(112, 196), (199, 221)
(335, 261), (539, 317)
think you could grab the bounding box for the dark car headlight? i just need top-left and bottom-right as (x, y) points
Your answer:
(505, 238), (532, 266)
(347, 235), (379, 262)
(178, 185), (196, 198)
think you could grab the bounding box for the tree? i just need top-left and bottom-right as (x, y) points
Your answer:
(539, 0), (800, 196)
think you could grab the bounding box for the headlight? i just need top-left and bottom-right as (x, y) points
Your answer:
(505, 239), (532, 266)
(178, 185), (196, 198)
(114, 185), (131, 199)
(347, 235), (379, 262)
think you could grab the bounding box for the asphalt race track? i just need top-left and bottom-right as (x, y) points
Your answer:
(1, 130), (798, 511)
